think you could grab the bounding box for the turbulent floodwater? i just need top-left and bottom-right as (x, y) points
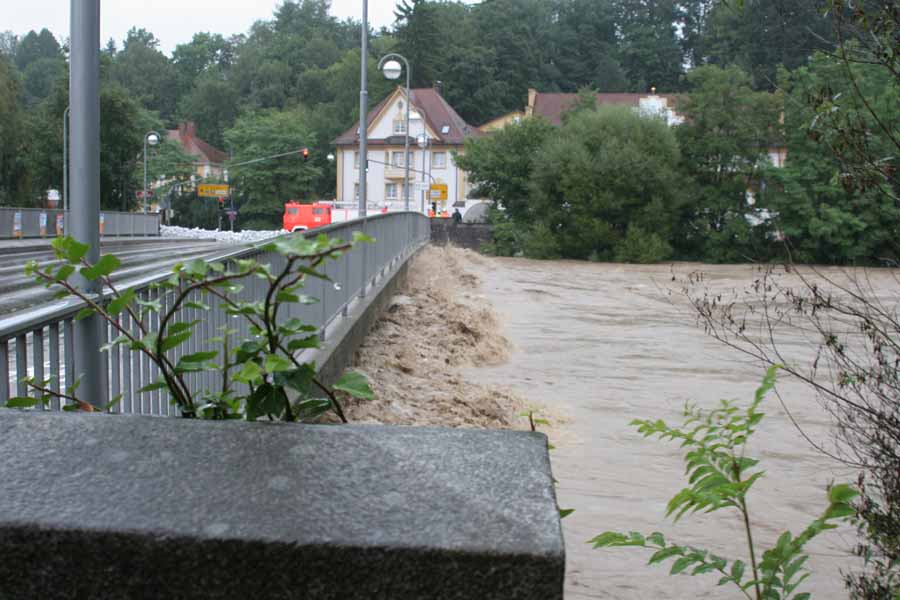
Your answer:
(461, 257), (892, 599)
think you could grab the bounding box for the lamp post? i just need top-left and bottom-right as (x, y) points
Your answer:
(143, 131), (160, 213)
(377, 53), (411, 211)
(417, 132), (429, 213)
(62, 105), (70, 217)
(358, 0), (368, 218)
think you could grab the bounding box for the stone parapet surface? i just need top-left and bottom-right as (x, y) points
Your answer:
(0, 412), (564, 599)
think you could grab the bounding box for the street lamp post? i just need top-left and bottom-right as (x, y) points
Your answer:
(377, 53), (411, 211)
(417, 133), (429, 213)
(143, 131), (160, 213)
(62, 105), (70, 218)
(358, 0), (368, 218)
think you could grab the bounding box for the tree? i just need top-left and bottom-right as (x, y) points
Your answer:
(110, 28), (179, 122)
(14, 29), (62, 72)
(614, 0), (685, 91)
(765, 55), (899, 263)
(528, 106), (685, 260)
(0, 53), (30, 206)
(454, 117), (554, 222)
(223, 107), (321, 229)
(675, 64), (782, 261)
(694, 0), (834, 90)
(177, 73), (239, 149)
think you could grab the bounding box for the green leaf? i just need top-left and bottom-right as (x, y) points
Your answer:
(648, 546), (683, 565)
(183, 259), (210, 278)
(181, 351), (219, 363)
(264, 353), (294, 373)
(185, 301), (210, 311)
(333, 371), (374, 400)
(75, 307), (95, 321)
(287, 335), (320, 351)
(6, 397), (39, 409)
(53, 264), (75, 282)
(273, 363), (316, 393)
(295, 397), (332, 420)
(828, 483), (859, 504)
(107, 289), (136, 316)
(80, 255), (121, 281)
(559, 508), (575, 519)
(102, 394), (124, 411)
(731, 559), (745, 582)
(669, 556), (695, 575)
(234, 360), (263, 384)
(54, 237), (89, 263)
(160, 330), (194, 353)
(136, 298), (162, 313)
(353, 231), (375, 244)
(137, 381), (168, 394)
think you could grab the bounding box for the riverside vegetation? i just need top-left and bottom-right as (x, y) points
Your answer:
(9, 232), (374, 421)
(592, 367), (858, 600)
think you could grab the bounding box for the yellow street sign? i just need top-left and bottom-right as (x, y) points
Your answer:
(429, 183), (448, 201)
(198, 183), (230, 198)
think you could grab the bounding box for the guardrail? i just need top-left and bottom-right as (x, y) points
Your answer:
(0, 212), (430, 412)
(0, 207), (161, 239)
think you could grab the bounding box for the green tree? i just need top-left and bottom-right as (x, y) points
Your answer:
(528, 106), (685, 260)
(177, 73), (239, 149)
(675, 64), (782, 261)
(223, 107), (322, 229)
(0, 53), (30, 206)
(614, 0), (685, 91)
(766, 54), (900, 263)
(110, 28), (179, 122)
(14, 29), (62, 72)
(454, 117), (554, 222)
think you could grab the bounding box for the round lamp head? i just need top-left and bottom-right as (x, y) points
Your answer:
(382, 59), (402, 80)
(416, 133), (428, 148)
(147, 132), (160, 146)
(326, 153), (335, 162)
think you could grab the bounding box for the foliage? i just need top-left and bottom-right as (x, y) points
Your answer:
(614, 225), (672, 264)
(674, 64), (782, 261)
(528, 106), (685, 260)
(223, 107), (322, 230)
(0, 53), (30, 207)
(765, 54), (900, 264)
(454, 118), (554, 222)
(592, 367), (857, 600)
(15, 233), (375, 422)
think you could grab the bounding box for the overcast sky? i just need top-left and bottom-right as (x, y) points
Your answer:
(0, 1), (401, 55)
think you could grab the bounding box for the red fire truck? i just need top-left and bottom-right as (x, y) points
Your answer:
(282, 202), (333, 232)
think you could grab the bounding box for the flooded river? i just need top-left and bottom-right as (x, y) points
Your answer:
(461, 257), (883, 599)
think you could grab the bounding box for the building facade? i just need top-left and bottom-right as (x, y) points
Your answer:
(333, 86), (483, 215)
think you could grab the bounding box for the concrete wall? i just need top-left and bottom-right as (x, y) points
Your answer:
(430, 220), (494, 251)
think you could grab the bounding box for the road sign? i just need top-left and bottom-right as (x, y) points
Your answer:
(429, 183), (448, 201)
(198, 184), (230, 198)
(136, 190), (153, 199)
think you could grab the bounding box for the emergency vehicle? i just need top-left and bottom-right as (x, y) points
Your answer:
(283, 202), (333, 232)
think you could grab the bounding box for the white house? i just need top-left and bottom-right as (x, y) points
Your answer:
(332, 86), (484, 217)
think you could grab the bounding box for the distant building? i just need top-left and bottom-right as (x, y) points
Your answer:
(165, 122), (227, 180)
(333, 86), (484, 215)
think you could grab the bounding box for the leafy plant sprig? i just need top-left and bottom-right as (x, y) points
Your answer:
(13, 232), (375, 422)
(591, 366), (857, 600)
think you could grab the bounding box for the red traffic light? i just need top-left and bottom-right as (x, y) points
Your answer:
(301, 148), (310, 162)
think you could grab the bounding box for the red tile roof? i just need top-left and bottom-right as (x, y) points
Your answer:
(334, 87), (482, 146)
(532, 92), (682, 126)
(166, 122), (228, 165)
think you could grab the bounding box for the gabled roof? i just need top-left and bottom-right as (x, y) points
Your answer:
(166, 122), (227, 165)
(334, 87), (483, 146)
(531, 92), (682, 126)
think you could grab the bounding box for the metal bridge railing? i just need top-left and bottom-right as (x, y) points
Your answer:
(0, 213), (430, 414)
(0, 207), (161, 239)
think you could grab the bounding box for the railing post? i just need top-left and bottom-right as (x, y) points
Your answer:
(69, 0), (105, 407)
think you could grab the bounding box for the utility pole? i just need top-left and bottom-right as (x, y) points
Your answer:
(358, 0), (368, 218)
(70, 0), (105, 407)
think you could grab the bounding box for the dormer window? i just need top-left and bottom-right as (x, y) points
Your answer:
(441, 125), (450, 134)
(393, 119), (407, 135)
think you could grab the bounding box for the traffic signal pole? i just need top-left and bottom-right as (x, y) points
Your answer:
(70, 0), (105, 407)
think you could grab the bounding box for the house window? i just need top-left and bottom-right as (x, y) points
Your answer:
(392, 151), (408, 167)
(353, 151), (359, 169)
(441, 125), (450, 134)
(385, 183), (399, 200)
(354, 183), (359, 201)
(432, 152), (447, 169)
(393, 119), (407, 135)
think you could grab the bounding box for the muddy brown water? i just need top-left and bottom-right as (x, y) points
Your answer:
(460, 257), (887, 599)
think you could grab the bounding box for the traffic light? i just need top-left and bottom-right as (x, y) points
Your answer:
(218, 197), (225, 208)
(301, 148), (310, 162)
